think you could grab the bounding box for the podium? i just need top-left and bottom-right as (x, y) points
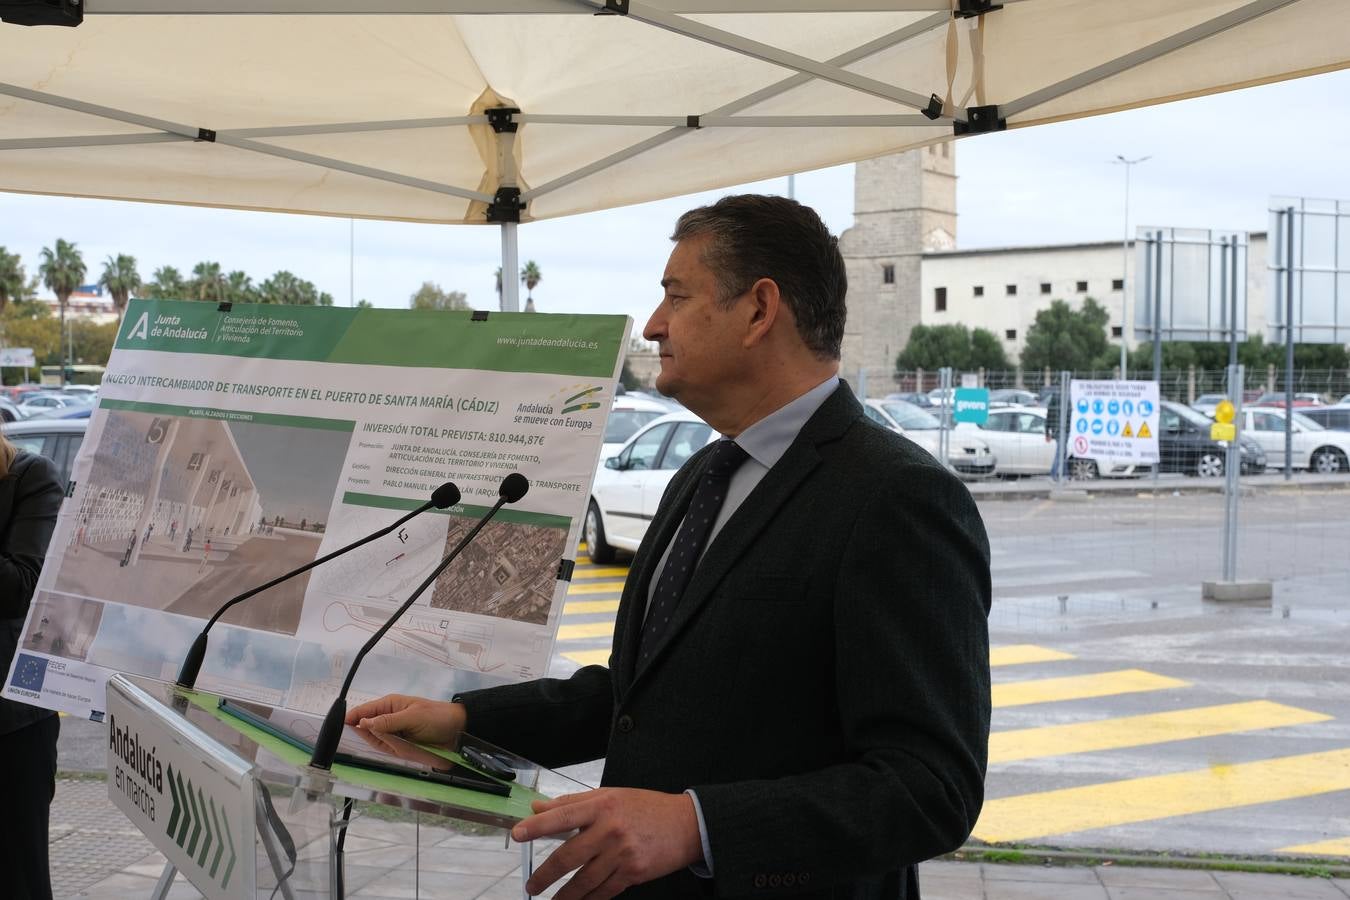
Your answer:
(105, 674), (585, 899)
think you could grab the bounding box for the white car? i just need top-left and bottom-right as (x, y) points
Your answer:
(862, 399), (995, 476)
(1241, 407), (1350, 473)
(586, 411), (715, 562)
(599, 392), (676, 462)
(1191, 394), (1229, 418)
(955, 406), (1147, 479)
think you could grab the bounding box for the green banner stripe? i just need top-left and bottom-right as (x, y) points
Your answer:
(342, 491), (570, 530)
(113, 300), (627, 377)
(197, 793), (214, 868)
(99, 398), (355, 432)
(220, 804), (236, 890)
(209, 796), (225, 878)
(175, 770), (191, 845)
(186, 782), (203, 856)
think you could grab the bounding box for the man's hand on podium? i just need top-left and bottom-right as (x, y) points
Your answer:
(511, 788), (703, 899)
(346, 694), (466, 750)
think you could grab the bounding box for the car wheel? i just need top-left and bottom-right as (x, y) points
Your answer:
(1310, 447), (1348, 474)
(1195, 451), (1225, 478)
(1068, 457), (1099, 480)
(584, 500), (615, 564)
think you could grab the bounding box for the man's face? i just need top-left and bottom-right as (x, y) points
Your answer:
(643, 235), (747, 411)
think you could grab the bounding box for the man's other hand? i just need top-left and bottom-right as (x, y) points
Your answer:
(344, 694), (465, 749)
(512, 788), (703, 899)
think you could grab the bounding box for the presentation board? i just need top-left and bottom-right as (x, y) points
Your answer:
(5, 300), (630, 720)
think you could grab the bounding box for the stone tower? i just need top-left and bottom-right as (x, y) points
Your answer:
(838, 142), (957, 390)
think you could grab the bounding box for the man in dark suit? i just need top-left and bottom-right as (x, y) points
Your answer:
(349, 195), (991, 899)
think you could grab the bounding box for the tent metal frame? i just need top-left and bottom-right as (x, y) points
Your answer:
(5, 0), (1302, 309)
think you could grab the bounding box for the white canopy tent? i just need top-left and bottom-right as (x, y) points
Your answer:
(2, 0), (1348, 309)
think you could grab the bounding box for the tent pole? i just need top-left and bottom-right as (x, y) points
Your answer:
(501, 225), (520, 313)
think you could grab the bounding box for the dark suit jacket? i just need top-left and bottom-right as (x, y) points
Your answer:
(460, 385), (991, 898)
(1, 449), (65, 735)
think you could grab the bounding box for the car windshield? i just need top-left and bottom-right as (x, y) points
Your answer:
(881, 401), (940, 430)
(1291, 411), (1324, 431)
(604, 409), (665, 443)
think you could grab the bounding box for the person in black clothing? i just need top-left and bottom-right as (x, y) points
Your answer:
(0, 432), (66, 900)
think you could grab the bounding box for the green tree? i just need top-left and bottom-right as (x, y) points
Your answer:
(258, 271), (332, 306)
(0, 247), (26, 315)
(896, 324), (1009, 371)
(1, 301), (61, 376)
(356, 299), (374, 309)
(99, 254), (142, 324)
(145, 265), (187, 300)
(409, 282), (471, 311)
(38, 238), (86, 386)
(224, 270), (256, 303)
(1020, 298), (1111, 372)
(69, 317), (119, 367)
(191, 261), (225, 302)
(520, 260), (542, 310)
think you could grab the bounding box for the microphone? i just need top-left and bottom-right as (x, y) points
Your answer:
(309, 473), (530, 770)
(175, 482), (461, 690)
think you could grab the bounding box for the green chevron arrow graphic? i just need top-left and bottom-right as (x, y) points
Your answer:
(196, 792), (214, 868)
(175, 770), (191, 846)
(165, 764), (182, 838)
(219, 802), (236, 890)
(206, 796), (223, 876)
(185, 779), (202, 856)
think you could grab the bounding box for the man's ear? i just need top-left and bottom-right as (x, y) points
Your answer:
(742, 277), (782, 349)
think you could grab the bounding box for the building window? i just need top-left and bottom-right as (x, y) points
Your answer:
(1005, 329), (1017, 340)
(1076, 280), (1089, 293)
(1006, 284), (1017, 296)
(973, 285), (984, 297)
(1040, 282), (1052, 295)
(935, 287), (947, 312)
(882, 264), (895, 284)
(1111, 326), (1123, 338)
(1112, 278), (1124, 290)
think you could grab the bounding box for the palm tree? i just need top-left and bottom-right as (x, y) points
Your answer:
(0, 247), (26, 316)
(99, 254), (142, 324)
(520, 260), (542, 306)
(191, 261), (225, 302)
(39, 238), (86, 386)
(147, 265), (186, 300)
(225, 270), (254, 303)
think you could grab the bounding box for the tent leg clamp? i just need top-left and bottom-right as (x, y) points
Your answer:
(600, 0), (630, 14)
(956, 1), (1003, 17)
(486, 107), (520, 134)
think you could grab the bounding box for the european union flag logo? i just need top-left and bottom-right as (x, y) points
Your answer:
(12, 653), (49, 693)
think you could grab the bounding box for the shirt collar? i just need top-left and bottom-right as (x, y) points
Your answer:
(727, 375), (839, 471)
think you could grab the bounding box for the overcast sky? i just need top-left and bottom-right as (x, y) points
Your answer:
(3, 68), (1348, 333)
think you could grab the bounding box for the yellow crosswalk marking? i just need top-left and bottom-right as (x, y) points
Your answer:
(972, 747), (1350, 843)
(557, 621), (615, 640)
(564, 599), (621, 615)
(990, 701), (1330, 764)
(573, 567), (630, 579)
(567, 581), (627, 595)
(562, 649), (612, 667)
(1278, 837), (1350, 856)
(990, 645), (1075, 667)
(993, 669), (1187, 708)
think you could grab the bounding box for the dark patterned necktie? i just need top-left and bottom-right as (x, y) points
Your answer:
(639, 439), (749, 662)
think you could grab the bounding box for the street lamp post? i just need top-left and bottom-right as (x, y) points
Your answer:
(1114, 154), (1150, 378)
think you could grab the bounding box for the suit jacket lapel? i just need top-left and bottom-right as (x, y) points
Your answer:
(627, 385), (863, 690)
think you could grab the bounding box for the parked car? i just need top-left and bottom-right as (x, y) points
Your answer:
(1240, 406), (1350, 473)
(25, 403), (94, 420)
(0, 397), (25, 423)
(883, 391), (935, 409)
(1254, 392), (1323, 407)
(59, 384), (99, 396)
(1157, 401), (1265, 477)
(16, 391), (81, 417)
(1190, 394), (1229, 417)
(955, 406), (1147, 479)
(600, 392), (675, 462)
(988, 388), (1038, 408)
(862, 399), (995, 476)
(586, 410), (715, 562)
(1296, 404), (1350, 432)
(1, 417), (87, 485)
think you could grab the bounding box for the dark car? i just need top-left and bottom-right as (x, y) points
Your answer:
(1, 417), (87, 485)
(1296, 404), (1350, 432)
(1157, 401), (1265, 477)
